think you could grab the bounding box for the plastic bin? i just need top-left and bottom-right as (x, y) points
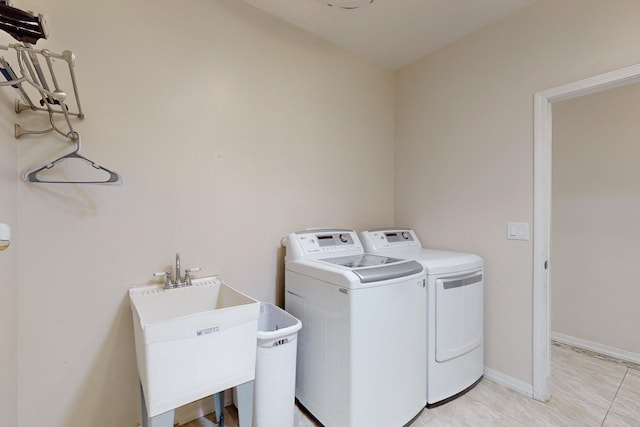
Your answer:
(253, 302), (302, 427)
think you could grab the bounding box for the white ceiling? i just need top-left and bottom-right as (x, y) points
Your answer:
(239, 0), (539, 70)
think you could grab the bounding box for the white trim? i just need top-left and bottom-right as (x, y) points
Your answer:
(551, 333), (640, 365)
(533, 63), (640, 403)
(533, 91), (551, 402)
(483, 367), (533, 398)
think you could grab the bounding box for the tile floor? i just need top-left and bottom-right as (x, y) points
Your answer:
(181, 342), (640, 426)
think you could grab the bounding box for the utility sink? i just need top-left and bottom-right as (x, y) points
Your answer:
(129, 276), (259, 417)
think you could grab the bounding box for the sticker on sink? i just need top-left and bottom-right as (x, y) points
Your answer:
(196, 326), (219, 336)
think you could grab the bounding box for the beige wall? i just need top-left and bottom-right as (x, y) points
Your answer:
(6, 0), (640, 424)
(3, 0), (394, 426)
(552, 82), (640, 354)
(395, 0), (640, 386)
(0, 70), (18, 426)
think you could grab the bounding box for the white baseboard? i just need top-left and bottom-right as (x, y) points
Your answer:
(483, 367), (533, 398)
(551, 332), (640, 365)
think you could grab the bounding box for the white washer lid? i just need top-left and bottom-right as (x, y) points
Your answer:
(318, 254), (424, 283)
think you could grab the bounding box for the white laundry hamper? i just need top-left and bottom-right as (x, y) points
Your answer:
(253, 302), (302, 427)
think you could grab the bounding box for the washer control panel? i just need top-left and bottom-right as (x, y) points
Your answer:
(360, 229), (422, 251)
(286, 229), (363, 260)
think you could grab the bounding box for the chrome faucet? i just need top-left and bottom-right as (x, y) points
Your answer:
(154, 253), (201, 289)
(175, 253), (181, 287)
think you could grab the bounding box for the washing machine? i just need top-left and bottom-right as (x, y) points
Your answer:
(284, 229), (426, 427)
(360, 228), (484, 407)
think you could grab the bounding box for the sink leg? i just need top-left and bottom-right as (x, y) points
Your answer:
(213, 392), (224, 425)
(140, 383), (149, 427)
(148, 410), (175, 427)
(236, 380), (254, 427)
(140, 382), (175, 427)
(212, 383), (253, 427)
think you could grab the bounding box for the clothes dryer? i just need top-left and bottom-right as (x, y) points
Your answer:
(360, 228), (484, 406)
(284, 229), (426, 426)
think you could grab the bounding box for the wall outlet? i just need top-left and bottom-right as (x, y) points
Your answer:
(0, 223), (9, 251)
(507, 222), (529, 241)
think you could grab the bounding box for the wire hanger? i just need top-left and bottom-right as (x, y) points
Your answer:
(22, 132), (123, 185)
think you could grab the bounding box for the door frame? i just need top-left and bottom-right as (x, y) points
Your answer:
(532, 63), (640, 401)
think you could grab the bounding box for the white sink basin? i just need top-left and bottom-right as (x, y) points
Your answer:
(129, 276), (259, 417)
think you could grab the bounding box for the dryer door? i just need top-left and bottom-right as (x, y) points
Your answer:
(435, 270), (483, 362)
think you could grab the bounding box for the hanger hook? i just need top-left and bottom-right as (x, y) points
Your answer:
(66, 130), (81, 152)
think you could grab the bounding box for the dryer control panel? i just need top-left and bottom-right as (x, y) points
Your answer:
(360, 229), (423, 251)
(285, 229), (363, 261)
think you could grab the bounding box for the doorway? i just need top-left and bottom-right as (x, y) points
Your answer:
(533, 63), (640, 401)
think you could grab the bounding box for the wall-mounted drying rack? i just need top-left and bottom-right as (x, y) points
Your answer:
(0, 1), (122, 185)
(0, 43), (84, 139)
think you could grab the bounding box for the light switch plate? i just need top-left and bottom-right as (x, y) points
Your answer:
(507, 222), (529, 240)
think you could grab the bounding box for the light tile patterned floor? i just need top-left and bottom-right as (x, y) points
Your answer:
(181, 343), (640, 426)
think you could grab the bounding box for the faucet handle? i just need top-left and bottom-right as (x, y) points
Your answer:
(154, 271), (173, 288)
(184, 267), (201, 286)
